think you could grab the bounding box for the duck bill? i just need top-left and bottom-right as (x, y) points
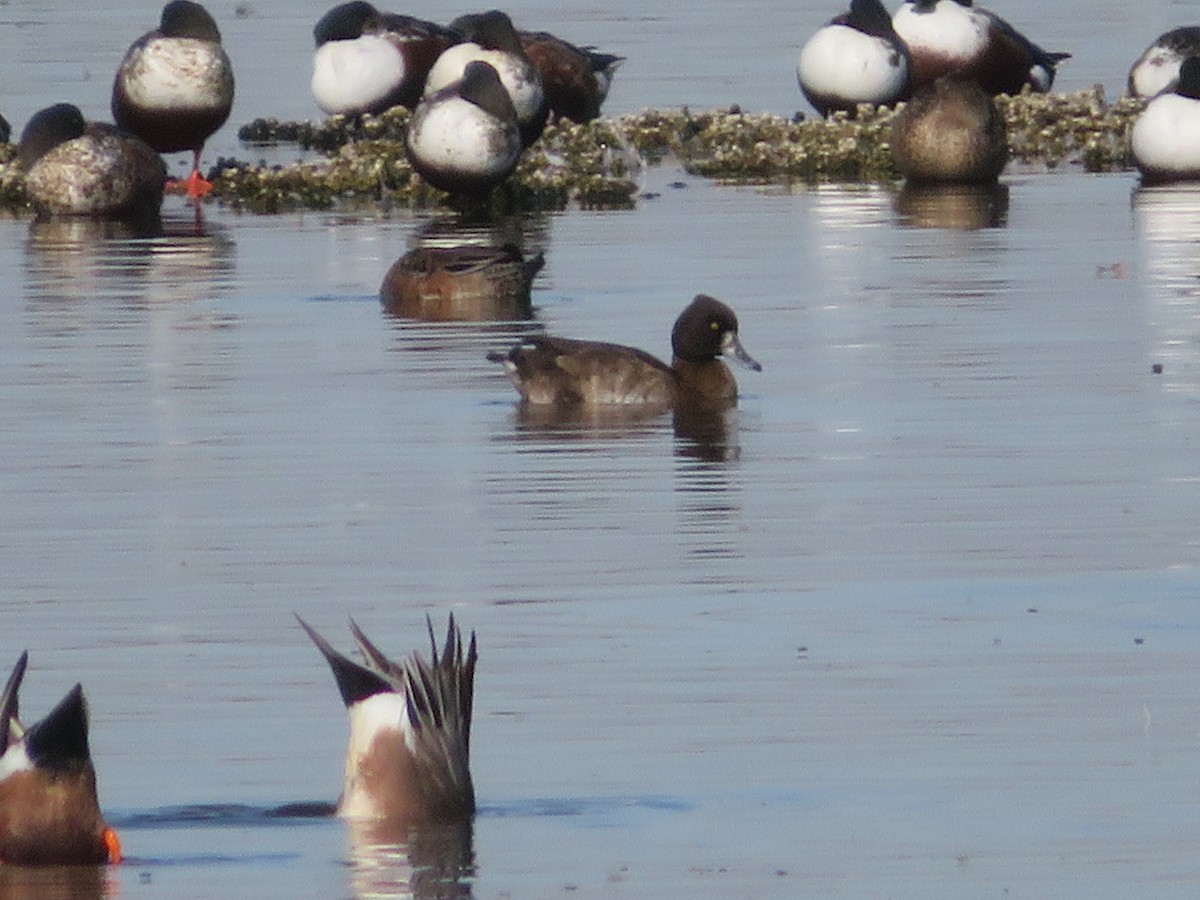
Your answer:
(721, 331), (762, 372)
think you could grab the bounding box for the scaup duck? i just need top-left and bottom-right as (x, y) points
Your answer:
(425, 10), (547, 147)
(890, 75), (1008, 183)
(405, 60), (523, 197)
(518, 30), (623, 123)
(1128, 27), (1200, 98)
(18, 103), (166, 218)
(111, 0), (235, 199)
(0, 652), (122, 866)
(797, 0), (911, 116)
(488, 294), (761, 408)
(891, 0), (1068, 95)
(1131, 56), (1200, 182)
(297, 615), (477, 823)
(311, 2), (459, 116)
(380, 242), (543, 321)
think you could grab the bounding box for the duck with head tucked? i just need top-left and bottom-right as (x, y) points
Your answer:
(425, 10), (547, 147)
(517, 30), (623, 123)
(0, 652), (122, 866)
(18, 103), (166, 219)
(311, 1), (460, 116)
(890, 75), (1008, 183)
(297, 616), (477, 823)
(1128, 27), (1200, 99)
(112, 0), (235, 200)
(406, 60), (524, 198)
(1131, 56), (1200, 182)
(488, 294), (761, 409)
(891, 0), (1068, 96)
(797, 0), (911, 116)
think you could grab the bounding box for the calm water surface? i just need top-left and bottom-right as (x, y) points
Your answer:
(2, 2), (1200, 898)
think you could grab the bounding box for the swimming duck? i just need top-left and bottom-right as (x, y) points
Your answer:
(425, 10), (547, 147)
(518, 30), (623, 123)
(405, 60), (524, 197)
(1131, 56), (1200, 182)
(890, 75), (1008, 183)
(891, 0), (1069, 96)
(1128, 27), (1200, 98)
(311, 2), (460, 116)
(296, 615), (477, 823)
(797, 0), (911, 116)
(111, 0), (235, 200)
(18, 103), (166, 218)
(381, 242), (543, 321)
(0, 652), (122, 866)
(488, 294), (761, 408)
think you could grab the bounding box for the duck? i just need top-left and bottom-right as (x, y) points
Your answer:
(18, 103), (166, 218)
(487, 294), (761, 408)
(111, 0), (235, 200)
(296, 615), (477, 823)
(1128, 27), (1200, 98)
(405, 60), (524, 197)
(518, 30), (623, 123)
(1131, 56), (1200, 182)
(311, 2), (460, 116)
(796, 0), (911, 116)
(380, 242), (543, 321)
(425, 10), (547, 147)
(890, 75), (1008, 183)
(0, 652), (122, 866)
(891, 0), (1069, 96)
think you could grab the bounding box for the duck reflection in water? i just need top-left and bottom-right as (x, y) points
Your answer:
(23, 209), (236, 309)
(892, 181), (1010, 229)
(346, 818), (474, 900)
(381, 218), (544, 322)
(0, 863), (116, 900)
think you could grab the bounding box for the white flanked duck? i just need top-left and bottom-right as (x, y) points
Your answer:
(797, 0), (911, 116)
(424, 10), (547, 147)
(111, 0), (235, 199)
(0, 652), (122, 866)
(1131, 56), (1200, 182)
(311, 1), (460, 116)
(297, 615), (477, 823)
(405, 60), (523, 198)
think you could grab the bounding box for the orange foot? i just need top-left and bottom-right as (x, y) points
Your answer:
(166, 169), (214, 199)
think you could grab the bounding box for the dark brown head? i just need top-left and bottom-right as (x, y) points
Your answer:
(670, 295), (761, 370)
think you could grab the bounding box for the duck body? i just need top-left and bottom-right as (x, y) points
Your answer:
(797, 0), (910, 116)
(111, 0), (234, 198)
(19, 103), (166, 218)
(311, 2), (459, 115)
(426, 10), (547, 146)
(381, 243), (543, 321)
(0, 653), (121, 866)
(891, 0), (1068, 95)
(1128, 27), (1200, 98)
(890, 75), (1008, 183)
(518, 30), (622, 122)
(489, 294), (760, 408)
(406, 60), (523, 197)
(297, 616), (477, 823)
(1132, 57), (1200, 182)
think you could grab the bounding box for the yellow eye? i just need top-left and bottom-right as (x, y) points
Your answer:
(710, 320), (720, 331)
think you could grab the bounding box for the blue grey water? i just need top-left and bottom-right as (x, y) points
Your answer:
(2, 1), (1200, 898)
